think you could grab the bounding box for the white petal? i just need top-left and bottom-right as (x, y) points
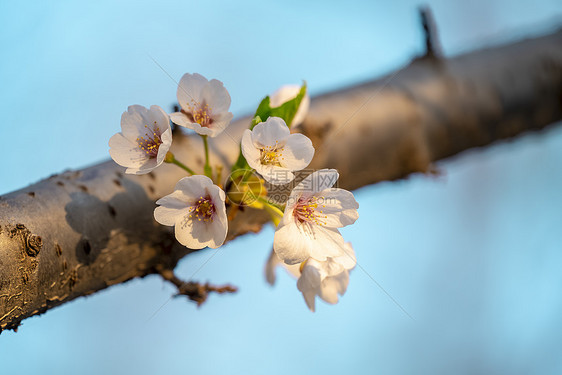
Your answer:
(297, 264), (322, 312)
(155, 188), (192, 206)
(321, 271), (349, 301)
(174, 175), (214, 199)
(172, 188), (226, 249)
(251, 117), (290, 147)
(147, 105), (170, 129)
(206, 187), (228, 248)
(332, 242), (357, 270)
(301, 289), (317, 312)
(122, 105), (168, 141)
(241, 129), (261, 169)
(194, 124), (215, 136)
(207, 111), (233, 137)
(169, 112), (213, 137)
(169, 112), (195, 128)
(280, 133), (314, 171)
(154, 194), (188, 226)
(201, 79), (231, 113)
(109, 134), (161, 175)
(254, 164), (294, 185)
(173, 211), (224, 249)
(317, 188), (359, 228)
(156, 127), (173, 165)
(274, 218), (345, 265)
(177, 73), (207, 111)
(307, 226), (346, 262)
(174, 215), (210, 249)
(291, 169), (339, 197)
(108, 133), (146, 168)
(265, 249), (281, 286)
(321, 257), (346, 277)
(120, 105), (146, 141)
(206, 209), (227, 248)
(273, 221), (312, 265)
(127, 159), (160, 175)
(318, 282), (339, 304)
(293, 94), (310, 127)
(270, 85), (301, 107)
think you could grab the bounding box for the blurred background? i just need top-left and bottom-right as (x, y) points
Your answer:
(1, 0), (562, 374)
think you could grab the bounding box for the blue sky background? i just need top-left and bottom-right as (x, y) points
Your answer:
(1, 0), (562, 374)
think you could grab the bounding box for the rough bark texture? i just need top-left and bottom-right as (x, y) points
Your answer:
(1, 28), (561, 332)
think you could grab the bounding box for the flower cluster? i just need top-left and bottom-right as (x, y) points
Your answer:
(109, 73), (360, 311)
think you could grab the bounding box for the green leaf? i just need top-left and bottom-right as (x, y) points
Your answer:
(252, 98), (271, 129)
(251, 83), (307, 129)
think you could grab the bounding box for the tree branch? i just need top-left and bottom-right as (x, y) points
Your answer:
(156, 266), (237, 306)
(1, 27), (561, 332)
(419, 6), (443, 59)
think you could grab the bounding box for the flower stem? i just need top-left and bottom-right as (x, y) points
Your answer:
(262, 202), (283, 227)
(164, 152), (195, 175)
(257, 197), (284, 226)
(257, 197), (284, 213)
(201, 135), (212, 178)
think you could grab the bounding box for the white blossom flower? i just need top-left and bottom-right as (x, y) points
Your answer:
(241, 117), (314, 185)
(270, 84), (310, 126)
(297, 243), (356, 312)
(170, 73), (233, 137)
(273, 169), (359, 265)
(154, 175), (227, 249)
(265, 243), (356, 312)
(109, 105), (172, 175)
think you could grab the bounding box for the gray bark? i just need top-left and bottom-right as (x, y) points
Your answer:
(1, 28), (561, 332)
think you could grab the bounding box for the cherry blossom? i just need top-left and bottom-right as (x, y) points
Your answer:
(297, 243), (356, 312)
(170, 73), (233, 137)
(241, 116), (314, 184)
(154, 175), (227, 249)
(273, 169), (359, 264)
(265, 243), (357, 312)
(109, 105), (172, 175)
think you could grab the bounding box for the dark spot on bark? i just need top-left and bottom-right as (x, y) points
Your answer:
(55, 243), (62, 256)
(56, 181), (65, 187)
(78, 185), (88, 193)
(81, 238), (92, 255)
(25, 234), (42, 257)
(148, 185), (155, 194)
(62, 260), (68, 270)
(27, 192), (35, 198)
(148, 171), (156, 180)
(116, 171), (123, 178)
(108, 204), (116, 217)
(113, 179), (122, 187)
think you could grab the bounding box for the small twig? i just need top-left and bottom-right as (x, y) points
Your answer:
(158, 267), (237, 306)
(419, 6), (442, 59)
